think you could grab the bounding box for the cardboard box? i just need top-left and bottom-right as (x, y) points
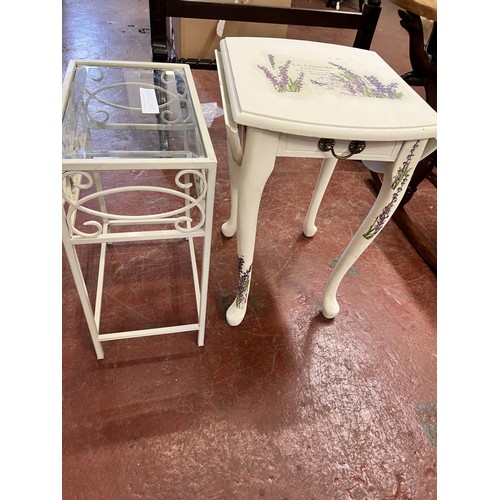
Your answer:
(167, 0), (291, 60)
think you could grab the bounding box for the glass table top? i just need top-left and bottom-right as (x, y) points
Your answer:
(62, 63), (206, 160)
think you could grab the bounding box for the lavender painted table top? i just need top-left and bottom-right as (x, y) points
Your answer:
(220, 37), (437, 142)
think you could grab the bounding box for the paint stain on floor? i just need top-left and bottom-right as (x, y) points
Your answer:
(416, 401), (437, 446)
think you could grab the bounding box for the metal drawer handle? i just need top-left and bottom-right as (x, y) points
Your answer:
(318, 138), (366, 160)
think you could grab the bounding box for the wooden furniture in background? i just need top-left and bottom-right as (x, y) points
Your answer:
(369, 0), (437, 272)
(148, 0), (382, 68)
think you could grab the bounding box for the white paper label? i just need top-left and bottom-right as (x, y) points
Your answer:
(140, 88), (159, 114)
(216, 20), (225, 37)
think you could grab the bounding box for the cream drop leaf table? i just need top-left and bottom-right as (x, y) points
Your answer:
(215, 37), (437, 326)
(62, 60), (217, 359)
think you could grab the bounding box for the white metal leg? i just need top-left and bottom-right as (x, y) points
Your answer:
(63, 166), (216, 358)
(62, 208), (105, 359)
(197, 167), (217, 346)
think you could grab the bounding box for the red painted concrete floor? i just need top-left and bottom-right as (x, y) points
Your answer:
(62, 0), (437, 498)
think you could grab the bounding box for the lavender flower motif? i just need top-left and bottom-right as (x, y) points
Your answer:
(236, 256), (252, 308)
(363, 141), (420, 239)
(258, 54), (305, 93)
(268, 54), (276, 70)
(311, 63), (403, 99)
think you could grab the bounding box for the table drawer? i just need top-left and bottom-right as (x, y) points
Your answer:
(277, 134), (403, 162)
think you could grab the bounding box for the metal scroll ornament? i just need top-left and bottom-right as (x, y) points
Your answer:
(83, 68), (190, 126)
(62, 170), (208, 238)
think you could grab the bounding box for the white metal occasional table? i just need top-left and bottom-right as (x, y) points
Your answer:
(62, 60), (217, 359)
(216, 37), (437, 326)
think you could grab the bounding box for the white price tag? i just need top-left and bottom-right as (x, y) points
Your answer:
(139, 88), (159, 114)
(216, 20), (226, 37)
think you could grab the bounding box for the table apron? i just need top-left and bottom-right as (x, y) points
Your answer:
(277, 134), (403, 162)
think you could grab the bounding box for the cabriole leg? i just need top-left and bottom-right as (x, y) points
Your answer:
(221, 135), (241, 238)
(226, 128), (279, 326)
(303, 157), (338, 237)
(321, 139), (426, 318)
